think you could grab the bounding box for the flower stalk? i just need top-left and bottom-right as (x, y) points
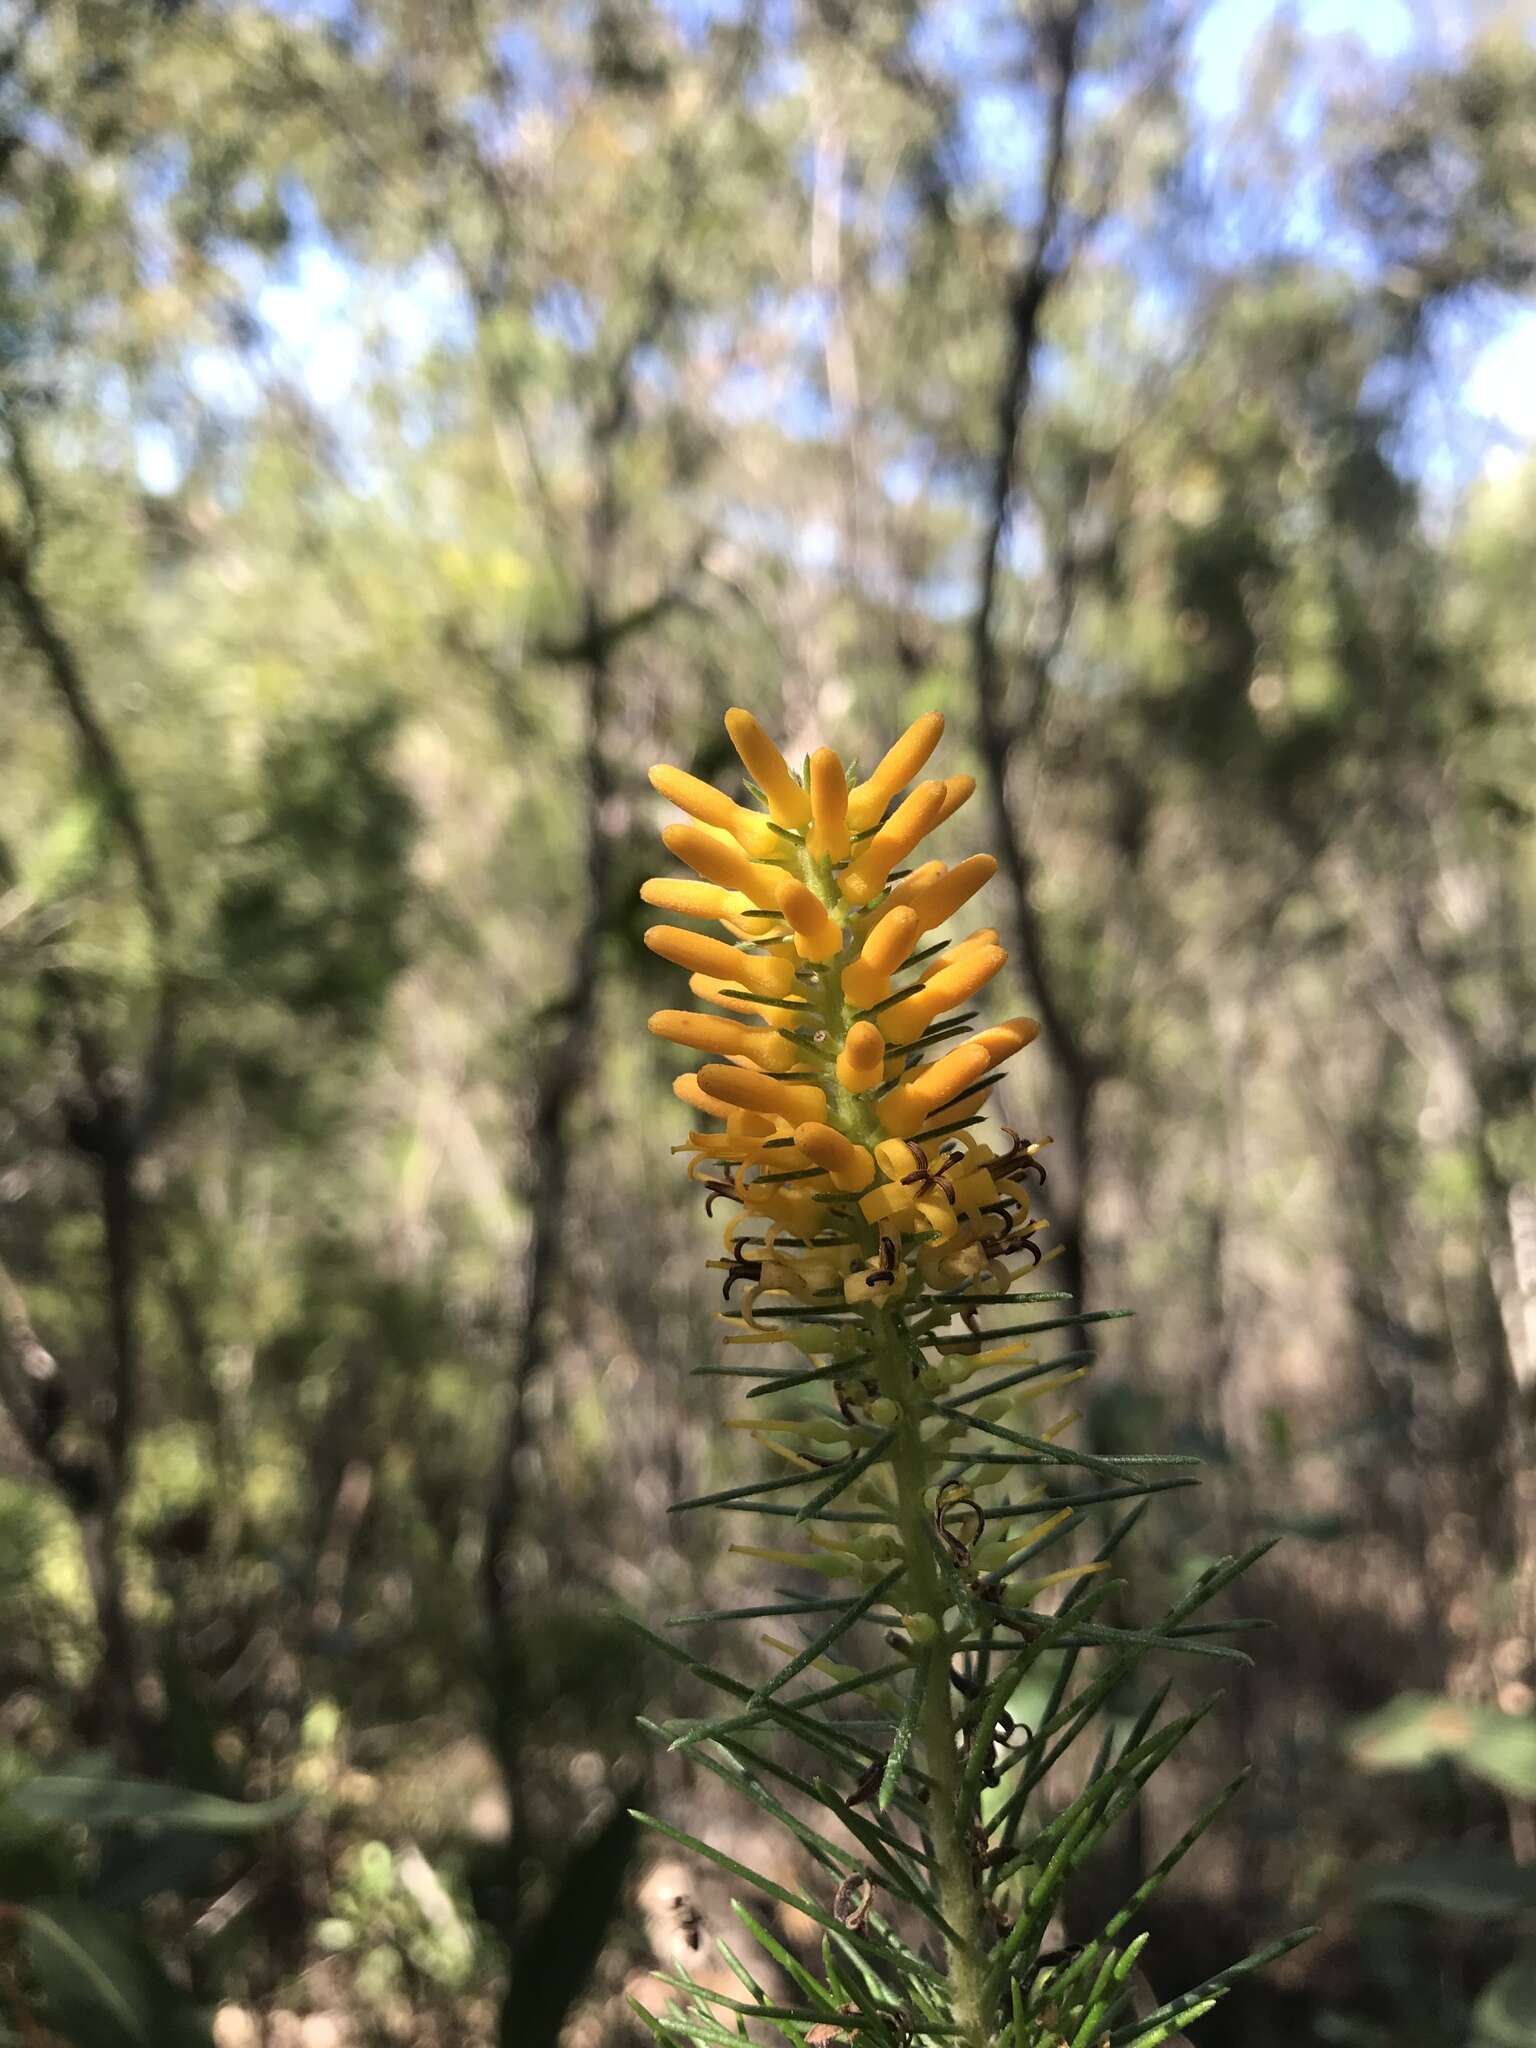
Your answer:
(634, 711), (1309, 2047)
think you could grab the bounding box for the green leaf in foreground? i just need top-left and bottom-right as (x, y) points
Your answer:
(22, 1897), (212, 2048)
(13, 1767), (301, 1835)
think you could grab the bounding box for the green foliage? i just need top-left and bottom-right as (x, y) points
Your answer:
(1359, 1856), (1536, 1919)
(0, 3), (1530, 2044)
(21, 1900), (212, 2048)
(212, 702), (415, 1043)
(1347, 1696), (1536, 1800)
(1331, 1706), (1536, 2048)
(0, 1759), (293, 2047)
(318, 1836), (481, 2005)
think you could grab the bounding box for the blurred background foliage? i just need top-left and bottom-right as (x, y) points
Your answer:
(0, 1), (1534, 2043)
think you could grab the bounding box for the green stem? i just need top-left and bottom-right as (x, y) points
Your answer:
(875, 1309), (993, 2048)
(793, 844), (994, 2046)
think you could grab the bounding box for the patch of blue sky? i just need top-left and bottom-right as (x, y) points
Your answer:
(720, 500), (839, 574)
(664, 0), (756, 43)
(134, 231), (472, 495)
(1401, 297), (1536, 508)
(1190, 0), (1421, 125)
(493, 24), (559, 104)
(154, 0), (1531, 500)
(1185, 0), (1534, 487)
(532, 283), (599, 356)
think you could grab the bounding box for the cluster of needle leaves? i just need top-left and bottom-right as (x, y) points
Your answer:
(624, 1285), (1311, 2048)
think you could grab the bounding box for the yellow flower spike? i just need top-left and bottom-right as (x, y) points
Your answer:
(697, 1063), (829, 1124)
(725, 707), (813, 827)
(841, 905), (921, 1010)
(835, 1018), (887, 1095)
(877, 1017), (1039, 1138)
(879, 943), (1009, 1043)
(647, 1009), (799, 1073)
(838, 780), (949, 906)
(794, 1121), (876, 1193)
(806, 746), (852, 863)
(846, 711), (946, 832)
(641, 716), (1166, 1943)
(649, 763), (782, 859)
(902, 853), (999, 936)
(775, 876), (844, 963)
(661, 822), (788, 911)
(640, 876), (762, 932)
(644, 924), (797, 999)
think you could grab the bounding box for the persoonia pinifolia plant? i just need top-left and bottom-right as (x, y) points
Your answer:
(629, 710), (1310, 2048)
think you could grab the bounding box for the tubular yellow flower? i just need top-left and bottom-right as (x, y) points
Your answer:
(643, 924), (796, 998)
(877, 1017), (1039, 1137)
(696, 1064), (829, 1124)
(686, 972), (803, 1024)
(837, 780), (949, 905)
(650, 764), (782, 859)
(794, 1120), (875, 1192)
(806, 746), (852, 863)
(836, 1018), (887, 1094)
(841, 905), (921, 1010)
(924, 926), (1001, 968)
(845, 710), (945, 832)
(661, 823), (787, 911)
(647, 1009), (798, 1072)
(775, 876), (843, 962)
(858, 859), (946, 940)
(932, 773), (976, 828)
(725, 707), (812, 827)
(673, 1072), (736, 1120)
(878, 941), (1007, 1043)
(903, 854), (999, 935)
(640, 875), (754, 922)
